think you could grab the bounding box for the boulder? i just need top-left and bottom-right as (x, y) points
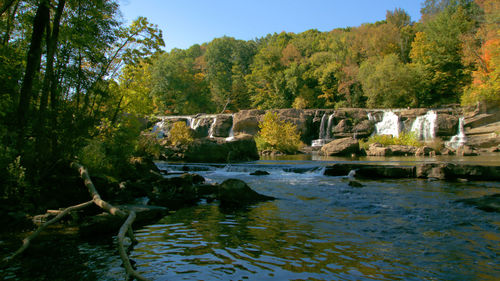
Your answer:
(436, 114), (459, 136)
(218, 179), (274, 208)
(387, 145), (417, 156)
(366, 142), (392, 156)
(348, 180), (364, 188)
(415, 146), (436, 156)
(332, 119), (352, 138)
(320, 137), (359, 156)
(149, 173), (203, 209)
(355, 166), (416, 178)
(250, 170), (270, 176)
(456, 145), (478, 156)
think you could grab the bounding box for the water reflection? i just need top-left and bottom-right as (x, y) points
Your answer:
(130, 173), (500, 281)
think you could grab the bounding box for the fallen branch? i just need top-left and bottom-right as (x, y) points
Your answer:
(70, 162), (127, 217)
(118, 211), (150, 281)
(3, 200), (94, 262)
(4, 162), (149, 280)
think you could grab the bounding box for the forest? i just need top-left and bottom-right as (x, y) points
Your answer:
(0, 0), (498, 220)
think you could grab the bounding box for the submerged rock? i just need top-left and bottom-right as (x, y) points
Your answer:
(218, 179), (274, 208)
(348, 180), (364, 188)
(250, 170), (270, 176)
(457, 194), (500, 212)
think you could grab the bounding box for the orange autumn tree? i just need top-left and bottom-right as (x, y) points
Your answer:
(461, 0), (500, 107)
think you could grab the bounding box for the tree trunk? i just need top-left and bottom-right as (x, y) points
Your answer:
(36, 0), (66, 161)
(17, 0), (49, 148)
(0, 0), (16, 17)
(2, 0), (19, 45)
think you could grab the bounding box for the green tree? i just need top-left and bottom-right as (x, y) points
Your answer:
(359, 54), (427, 108)
(205, 36), (256, 111)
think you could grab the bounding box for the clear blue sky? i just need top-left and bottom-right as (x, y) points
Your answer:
(118, 0), (423, 51)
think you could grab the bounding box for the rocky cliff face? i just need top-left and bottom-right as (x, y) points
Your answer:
(154, 106), (500, 151)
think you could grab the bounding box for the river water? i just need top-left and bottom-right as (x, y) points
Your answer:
(2, 157), (499, 280)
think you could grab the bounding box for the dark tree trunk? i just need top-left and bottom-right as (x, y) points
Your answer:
(2, 0), (19, 45)
(36, 0), (66, 161)
(0, 0), (16, 17)
(16, 0), (49, 148)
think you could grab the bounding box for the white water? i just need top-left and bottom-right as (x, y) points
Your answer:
(225, 115), (235, 141)
(208, 117), (217, 138)
(190, 117), (202, 130)
(445, 117), (467, 149)
(312, 112), (335, 147)
(410, 110), (437, 141)
(374, 111), (400, 137)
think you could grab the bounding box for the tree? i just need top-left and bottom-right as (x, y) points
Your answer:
(410, 2), (478, 105)
(461, 0), (500, 106)
(359, 54), (427, 108)
(205, 36), (256, 111)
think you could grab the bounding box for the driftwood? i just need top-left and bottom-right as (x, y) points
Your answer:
(3, 200), (94, 261)
(3, 162), (150, 281)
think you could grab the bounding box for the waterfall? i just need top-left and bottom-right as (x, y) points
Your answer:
(319, 114), (328, 139)
(445, 117), (466, 149)
(312, 112), (334, 147)
(326, 113), (334, 139)
(225, 114), (235, 141)
(208, 117), (217, 138)
(190, 117), (202, 130)
(374, 111), (400, 137)
(410, 110), (437, 141)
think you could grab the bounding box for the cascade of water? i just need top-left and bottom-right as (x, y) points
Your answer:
(445, 117), (467, 149)
(225, 115), (235, 141)
(152, 117), (166, 138)
(312, 112), (334, 147)
(318, 114), (328, 139)
(190, 117), (202, 130)
(208, 117), (217, 138)
(326, 113), (334, 139)
(374, 111), (400, 137)
(410, 110), (437, 141)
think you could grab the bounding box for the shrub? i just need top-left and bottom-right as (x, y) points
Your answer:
(363, 132), (423, 148)
(256, 112), (303, 154)
(169, 121), (193, 146)
(136, 132), (162, 159)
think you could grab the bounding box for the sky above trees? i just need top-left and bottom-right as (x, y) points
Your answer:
(118, 0), (423, 50)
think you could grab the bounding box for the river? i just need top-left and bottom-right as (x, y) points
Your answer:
(2, 157), (499, 280)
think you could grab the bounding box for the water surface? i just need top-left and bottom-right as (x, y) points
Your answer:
(2, 160), (499, 280)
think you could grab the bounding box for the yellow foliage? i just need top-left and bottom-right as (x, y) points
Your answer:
(256, 112), (303, 154)
(169, 121), (193, 146)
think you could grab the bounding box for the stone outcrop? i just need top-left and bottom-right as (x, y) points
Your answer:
(436, 113), (459, 136)
(232, 109), (265, 136)
(218, 179), (274, 208)
(163, 134), (259, 163)
(154, 105), (500, 150)
(320, 137), (359, 156)
(212, 114), (233, 138)
(387, 145), (417, 156)
(324, 163), (500, 181)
